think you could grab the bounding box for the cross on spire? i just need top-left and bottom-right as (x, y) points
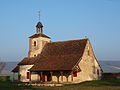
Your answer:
(38, 11), (40, 21)
(36, 11), (43, 34)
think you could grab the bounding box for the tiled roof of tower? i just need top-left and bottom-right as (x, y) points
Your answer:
(29, 33), (50, 38)
(36, 22), (43, 28)
(30, 38), (88, 71)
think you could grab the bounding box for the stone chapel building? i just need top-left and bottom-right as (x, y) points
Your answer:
(12, 21), (103, 83)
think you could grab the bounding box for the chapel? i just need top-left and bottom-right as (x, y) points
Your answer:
(12, 21), (103, 83)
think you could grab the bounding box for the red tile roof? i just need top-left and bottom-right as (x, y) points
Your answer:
(12, 57), (37, 72)
(17, 57), (36, 65)
(29, 33), (50, 38)
(30, 39), (88, 71)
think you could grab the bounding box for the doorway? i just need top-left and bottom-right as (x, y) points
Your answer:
(47, 74), (52, 81)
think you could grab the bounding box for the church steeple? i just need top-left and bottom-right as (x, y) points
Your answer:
(36, 11), (43, 34)
(28, 11), (51, 57)
(36, 22), (43, 34)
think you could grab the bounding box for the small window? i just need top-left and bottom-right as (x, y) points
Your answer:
(97, 69), (99, 76)
(34, 41), (37, 46)
(88, 50), (90, 56)
(27, 72), (30, 79)
(93, 66), (96, 74)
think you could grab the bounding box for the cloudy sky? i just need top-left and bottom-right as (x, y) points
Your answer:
(0, 0), (120, 62)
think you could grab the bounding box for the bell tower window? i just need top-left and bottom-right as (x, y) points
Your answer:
(34, 41), (37, 47)
(36, 22), (43, 34)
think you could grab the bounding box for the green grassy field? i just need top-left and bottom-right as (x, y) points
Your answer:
(0, 80), (120, 90)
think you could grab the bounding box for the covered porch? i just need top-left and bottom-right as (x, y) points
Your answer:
(29, 70), (75, 83)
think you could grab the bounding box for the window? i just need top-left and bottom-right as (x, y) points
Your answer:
(34, 41), (36, 46)
(97, 69), (99, 76)
(27, 72), (30, 79)
(88, 50), (90, 56)
(93, 66), (96, 74)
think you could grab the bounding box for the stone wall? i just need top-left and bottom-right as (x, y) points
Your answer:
(31, 73), (40, 81)
(72, 39), (102, 83)
(29, 37), (51, 57)
(19, 65), (33, 82)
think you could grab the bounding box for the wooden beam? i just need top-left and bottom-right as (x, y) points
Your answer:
(57, 76), (59, 83)
(50, 71), (53, 82)
(37, 72), (39, 81)
(38, 72), (41, 81)
(66, 76), (68, 82)
(77, 65), (81, 72)
(60, 71), (63, 82)
(40, 72), (43, 82)
(29, 72), (31, 82)
(71, 72), (73, 81)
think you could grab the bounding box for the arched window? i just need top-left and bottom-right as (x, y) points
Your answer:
(34, 41), (37, 46)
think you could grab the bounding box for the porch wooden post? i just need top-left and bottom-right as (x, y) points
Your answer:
(39, 72), (41, 81)
(71, 72), (73, 81)
(37, 72), (39, 81)
(29, 72), (31, 82)
(40, 72), (43, 82)
(66, 76), (68, 82)
(57, 76), (59, 83)
(60, 71), (63, 82)
(50, 71), (53, 82)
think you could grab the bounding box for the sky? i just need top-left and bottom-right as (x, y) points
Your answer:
(0, 0), (120, 62)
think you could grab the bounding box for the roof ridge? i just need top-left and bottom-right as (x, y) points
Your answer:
(49, 38), (88, 44)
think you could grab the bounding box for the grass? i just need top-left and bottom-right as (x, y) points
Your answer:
(0, 81), (32, 90)
(0, 80), (120, 90)
(77, 79), (120, 86)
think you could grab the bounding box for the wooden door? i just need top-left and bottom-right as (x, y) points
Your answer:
(42, 74), (45, 82)
(47, 74), (51, 81)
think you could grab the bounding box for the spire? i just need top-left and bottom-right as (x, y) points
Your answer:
(36, 11), (43, 34)
(38, 11), (40, 22)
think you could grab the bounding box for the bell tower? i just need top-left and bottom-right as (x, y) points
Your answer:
(36, 22), (43, 34)
(28, 21), (51, 58)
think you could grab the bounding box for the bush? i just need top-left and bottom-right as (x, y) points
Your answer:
(0, 76), (10, 81)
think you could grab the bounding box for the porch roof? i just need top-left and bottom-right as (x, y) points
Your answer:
(18, 57), (37, 65)
(11, 65), (19, 72)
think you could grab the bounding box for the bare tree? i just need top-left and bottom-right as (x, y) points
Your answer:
(0, 58), (6, 73)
